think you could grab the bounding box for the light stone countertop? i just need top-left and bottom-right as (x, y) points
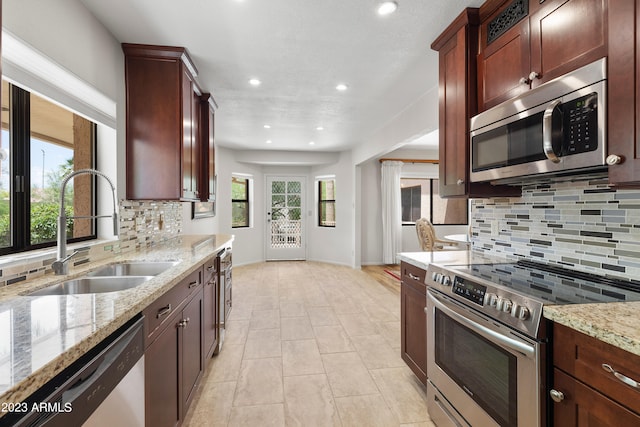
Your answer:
(0, 234), (233, 411)
(397, 250), (507, 271)
(544, 303), (640, 357)
(399, 250), (640, 358)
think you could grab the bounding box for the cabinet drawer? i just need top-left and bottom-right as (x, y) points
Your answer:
(143, 267), (203, 344)
(401, 262), (426, 292)
(554, 323), (640, 414)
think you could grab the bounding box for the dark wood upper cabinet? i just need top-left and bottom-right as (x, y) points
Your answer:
(199, 94), (217, 203)
(607, 0), (640, 186)
(432, 9), (521, 198)
(478, 0), (608, 112)
(123, 44), (201, 201)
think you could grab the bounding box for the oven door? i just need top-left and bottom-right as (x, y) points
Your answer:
(426, 289), (544, 427)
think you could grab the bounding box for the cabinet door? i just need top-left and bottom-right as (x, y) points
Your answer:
(203, 260), (218, 360)
(145, 312), (181, 427)
(608, 0), (640, 185)
(199, 95), (216, 202)
(438, 26), (472, 198)
(181, 292), (204, 417)
(181, 65), (198, 200)
(553, 369), (640, 426)
(400, 279), (427, 384)
(478, 17), (530, 111)
(529, 0), (608, 88)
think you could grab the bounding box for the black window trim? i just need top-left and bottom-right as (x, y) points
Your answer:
(400, 178), (468, 227)
(318, 179), (336, 228)
(0, 83), (98, 256)
(231, 176), (250, 228)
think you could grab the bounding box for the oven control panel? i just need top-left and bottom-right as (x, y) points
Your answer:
(452, 276), (486, 305)
(426, 263), (543, 338)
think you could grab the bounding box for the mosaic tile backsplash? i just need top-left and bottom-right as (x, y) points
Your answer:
(472, 179), (640, 279)
(0, 200), (182, 287)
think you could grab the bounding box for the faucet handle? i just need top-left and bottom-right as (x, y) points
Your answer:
(52, 250), (80, 275)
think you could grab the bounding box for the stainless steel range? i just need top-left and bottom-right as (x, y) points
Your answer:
(425, 260), (640, 427)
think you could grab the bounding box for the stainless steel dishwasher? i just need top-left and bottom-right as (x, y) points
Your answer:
(4, 315), (145, 427)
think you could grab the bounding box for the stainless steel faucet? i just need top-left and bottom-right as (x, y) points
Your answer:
(52, 169), (119, 275)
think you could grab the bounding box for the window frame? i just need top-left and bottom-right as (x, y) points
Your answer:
(317, 178), (336, 228)
(231, 176), (250, 228)
(400, 178), (468, 226)
(0, 82), (98, 255)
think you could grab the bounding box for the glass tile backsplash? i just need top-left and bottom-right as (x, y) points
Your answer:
(472, 178), (640, 279)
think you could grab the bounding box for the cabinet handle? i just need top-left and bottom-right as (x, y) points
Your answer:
(519, 77), (530, 85)
(408, 272), (421, 281)
(529, 71), (540, 81)
(606, 154), (623, 165)
(456, 179), (464, 186)
(188, 281), (199, 288)
(602, 364), (640, 389)
(156, 304), (172, 319)
(549, 389), (564, 403)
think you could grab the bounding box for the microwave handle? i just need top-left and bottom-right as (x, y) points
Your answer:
(543, 99), (562, 163)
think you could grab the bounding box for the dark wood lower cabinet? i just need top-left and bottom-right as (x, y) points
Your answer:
(400, 262), (427, 384)
(144, 268), (204, 427)
(203, 258), (219, 360)
(553, 369), (640, 426)
(145, 308), (181, 427)
(181, 292), (204, 417)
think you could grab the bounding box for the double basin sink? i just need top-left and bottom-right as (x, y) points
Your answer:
(28, 261), (179, 296)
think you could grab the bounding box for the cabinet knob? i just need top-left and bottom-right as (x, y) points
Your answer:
(456, 179), (464, 186)
(529, 71), (540, 81)
(606, 154), (623, 165)
(549, 389), (565, 403)
(519, 77), (530, 85)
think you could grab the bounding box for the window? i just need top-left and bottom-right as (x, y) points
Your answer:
(0, 80), (96, 254)
(401, 178), (467, 225)
(231, 176), (250, 227)
(318, 179), (336, 227)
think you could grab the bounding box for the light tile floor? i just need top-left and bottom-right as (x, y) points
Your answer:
(184, 261), (434, 427)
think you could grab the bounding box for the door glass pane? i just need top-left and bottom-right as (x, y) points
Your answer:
(270, 179), (302, 249)
(0, 81), (10, 249)
(272, 181), (285, 194)
(29, 92), (94, 245)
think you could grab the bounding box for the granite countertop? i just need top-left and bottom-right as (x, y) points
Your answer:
(0, 234), (233, 410)
(544, 303), (640, 357)
(399, 250), (640, 359)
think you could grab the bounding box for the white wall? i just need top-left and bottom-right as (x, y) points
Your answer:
(309, 151), (354, 267)
(358, 150), (468, 265)
(4, 0), (126, 199)
(216, 146), (264, 266)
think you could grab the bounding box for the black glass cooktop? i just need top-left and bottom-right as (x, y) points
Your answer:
(449, 260), (640, 305)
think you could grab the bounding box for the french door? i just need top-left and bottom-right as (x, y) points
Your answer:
(265, 176), (306, 260)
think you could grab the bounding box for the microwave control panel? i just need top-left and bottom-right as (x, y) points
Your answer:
(564, 92), (598, 155)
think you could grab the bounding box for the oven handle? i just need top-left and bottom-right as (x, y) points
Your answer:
(427, 290), (536, 359)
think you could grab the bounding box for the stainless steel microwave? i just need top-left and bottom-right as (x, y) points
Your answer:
(470, 58), (607, 184)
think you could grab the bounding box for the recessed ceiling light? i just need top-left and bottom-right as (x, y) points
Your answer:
(309, 141), (315, 145)
(377, 1), (398, 15)
(249, 78), (261, 86)
(264, 124), (271, 129)
(266, 140), (272, 144)
(316, 126), (324, 131)
(336, 83), (348, 91)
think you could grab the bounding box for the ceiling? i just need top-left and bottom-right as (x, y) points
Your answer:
(80, 0), (483, 154)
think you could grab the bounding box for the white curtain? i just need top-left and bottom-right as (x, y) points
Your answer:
(381, 161), (403, 264)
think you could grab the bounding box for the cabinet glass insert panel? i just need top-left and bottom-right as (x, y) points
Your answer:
(434, 308), (518, 427)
